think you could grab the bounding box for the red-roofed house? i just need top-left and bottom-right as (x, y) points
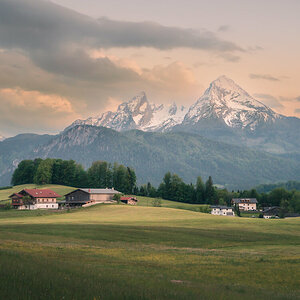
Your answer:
(10, 189), (61, 210)
(120, 196), (138, 205)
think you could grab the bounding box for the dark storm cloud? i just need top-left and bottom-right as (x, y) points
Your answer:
(0, 0), (243, 52)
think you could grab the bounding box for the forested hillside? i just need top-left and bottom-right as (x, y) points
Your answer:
(1, 125), (300, 189)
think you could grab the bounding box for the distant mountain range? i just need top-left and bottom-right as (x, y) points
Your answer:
(0, 76), (299, 189)
(67, 76), (300, 154)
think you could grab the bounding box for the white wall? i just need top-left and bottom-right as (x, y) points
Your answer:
(17, 203), (58, 210)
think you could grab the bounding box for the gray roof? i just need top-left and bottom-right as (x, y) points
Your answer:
(211, 205), (233, 209)
(80, 188), (121, 194)
(232, 198), (258, 204)
(65, 188), (121, 196)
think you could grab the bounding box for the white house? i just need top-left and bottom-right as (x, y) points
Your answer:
(232, 198), (257, 211)
(211, 205), (235, 216)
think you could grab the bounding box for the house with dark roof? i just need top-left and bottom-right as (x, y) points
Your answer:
(211, 205), (235, 216)
(10, 189), (61, 210)
(262, 206), (283, 219)
(64, 188), (121, 207)
(232, 198), (257, 211)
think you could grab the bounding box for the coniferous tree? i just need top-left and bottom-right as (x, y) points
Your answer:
(205, 176), (216, 204)
(126, 167), (136, 194)
(195, 176), (205, 204)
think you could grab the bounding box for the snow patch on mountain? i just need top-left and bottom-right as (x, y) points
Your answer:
(0, 135), (5, 141)
(67, 91), (188, 132)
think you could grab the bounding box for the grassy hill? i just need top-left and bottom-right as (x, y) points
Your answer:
(0, 203), (299, 299)
(135, 195), (210, 212)
(0, 184), (76, 203)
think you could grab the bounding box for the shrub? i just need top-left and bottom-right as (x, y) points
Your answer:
(152, 198), (162, 207)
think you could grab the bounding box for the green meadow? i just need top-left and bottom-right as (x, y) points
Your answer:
(0, 188), (299, 299)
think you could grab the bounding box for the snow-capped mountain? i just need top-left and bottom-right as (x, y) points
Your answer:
(67, 76), (283, 133)
(0, 135), (5, 142)
(182, 75), (280, 130)
(67, 92), (188, 132)
(65, 76), (300, 154)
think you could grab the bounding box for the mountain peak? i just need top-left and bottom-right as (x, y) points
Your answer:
(183, 76), (279, 130)
(210, 75), (247, 95)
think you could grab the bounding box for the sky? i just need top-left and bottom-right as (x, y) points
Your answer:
(0, 0), (299, 137)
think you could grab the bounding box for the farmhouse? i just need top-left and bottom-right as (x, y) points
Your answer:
(211, 205), (235, 216)
(64, 188), (121, 207)
(120, 196), (138, 205)
(232, 198), (257, 211)
(10, 189), (60, 210)
(262, 206), (282, 219)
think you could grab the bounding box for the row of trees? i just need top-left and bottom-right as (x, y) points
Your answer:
(138, 173), (217, 204)
(11, 159), (136, 194)
(137, 172), (300, 213)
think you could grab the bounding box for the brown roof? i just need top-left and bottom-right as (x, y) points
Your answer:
(120, 197), (137, 201)
(22, 189), (61, 198)
(9, 193), (23, 198)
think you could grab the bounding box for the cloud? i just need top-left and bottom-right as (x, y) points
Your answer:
(0, 88), (80, 135)
(0, 0), (243, 53)
(295, 108), (300, 113)
(253, 93), (284, 108)
(296, 96), (300, 102)
(249, 74), (280, 81)
(218, 25), (230, 32)
(218, 53), (240, 62)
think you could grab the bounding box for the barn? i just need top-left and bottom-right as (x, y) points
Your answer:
(64, 188), (121, 207)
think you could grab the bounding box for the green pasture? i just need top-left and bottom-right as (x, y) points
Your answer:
(0, 203), (299, 299)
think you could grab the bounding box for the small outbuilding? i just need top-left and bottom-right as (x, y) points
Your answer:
(120, 196), (138, 205)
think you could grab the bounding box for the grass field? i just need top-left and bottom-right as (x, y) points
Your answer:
(136, 195), (210, 212)
(0, 200), (299, 299)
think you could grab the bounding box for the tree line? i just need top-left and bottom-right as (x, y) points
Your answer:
(11, 159), (136, 194)
(11, 159), (300, 213)
(137, 172), (300, 213)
